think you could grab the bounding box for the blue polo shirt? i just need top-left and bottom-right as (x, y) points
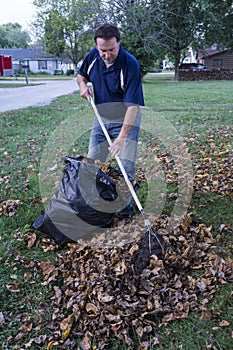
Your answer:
(78, 45), (144, 107)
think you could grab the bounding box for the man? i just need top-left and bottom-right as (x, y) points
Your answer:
(77, 23), (144, 219)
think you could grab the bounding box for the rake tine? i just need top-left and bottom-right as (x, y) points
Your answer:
(141, 209), (164, 252)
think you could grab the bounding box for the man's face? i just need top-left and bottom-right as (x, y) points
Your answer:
(96, 37), (120, 66)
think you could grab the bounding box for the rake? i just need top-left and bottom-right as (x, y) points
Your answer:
(88, 94), (165, 258)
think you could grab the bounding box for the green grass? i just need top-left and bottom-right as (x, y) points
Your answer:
(144, 75), (233, 111)
(0, 77), (232, 349)
(0, 74), (74, 88)
(0, 74), (74, 83)
(0, 83), (38, 88)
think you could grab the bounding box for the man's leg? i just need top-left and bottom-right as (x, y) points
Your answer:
(88, 124), (109, 162)
(109, 123), (141, 218)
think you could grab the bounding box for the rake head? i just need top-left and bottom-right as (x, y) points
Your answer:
(134, 226), (166, 275)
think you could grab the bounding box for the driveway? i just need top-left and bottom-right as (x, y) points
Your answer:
(0, 79), (78, 112)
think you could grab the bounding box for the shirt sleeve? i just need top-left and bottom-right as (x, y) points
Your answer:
(123, 54), (145, 106)
(78, 47), (98, 81)
(78, 60), (89, 80)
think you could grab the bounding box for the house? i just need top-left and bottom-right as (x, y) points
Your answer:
(182, 47), (197, 64)
(0, 48), (74, 75)
(197, 48), (233, 69)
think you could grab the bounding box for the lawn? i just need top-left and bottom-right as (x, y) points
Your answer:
(0, 74), (74, 88)
(0, 75), (232, 349)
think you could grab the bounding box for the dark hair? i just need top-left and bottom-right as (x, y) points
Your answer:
(94, 23), (121, 42)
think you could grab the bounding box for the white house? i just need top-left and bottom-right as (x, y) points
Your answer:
(0, 48), (74, 75)
(182, 47), (197, 64)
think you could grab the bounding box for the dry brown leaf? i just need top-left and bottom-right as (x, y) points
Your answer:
(6, 282), (20, 292)
(80, 331), (93, 350)
(53, 286), (62, 305)
(23, 271), (32, 282)
(85, 303), (99, 314)
(27, 232), (37, 248)
(200, 309), (212, 320)
(219, 320), (230, 327)
(39, 261), (55, 275)
(0, 312), (5, 328)
(98, 294), (115, 303)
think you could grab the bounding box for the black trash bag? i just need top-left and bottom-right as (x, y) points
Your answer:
(32, 156), (131, 246)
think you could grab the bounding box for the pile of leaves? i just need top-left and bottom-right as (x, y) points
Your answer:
(20, 213), (232, 349)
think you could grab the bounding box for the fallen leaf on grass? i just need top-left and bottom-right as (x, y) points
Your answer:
(39, 261), (55, 275)
(0, 311), (5, 328)
(23, 272), (33, 282)
(6, 282), (20, 292)
(0, 199), (20, 216)
(85, 303), (99, 314)
(200, 309), (212, 320)
(219, 320), (230, 327)
(80, 331), (93, 350)
(25, 232), (37, 248)
(46, 341), (59, 350)
(190, 127), (233, 199)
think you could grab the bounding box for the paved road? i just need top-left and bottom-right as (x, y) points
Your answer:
(0, 79), (78, 112)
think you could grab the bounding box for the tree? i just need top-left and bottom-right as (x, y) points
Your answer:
(114, 0), (233, 79)
(149, 0), (233, 78)
(198, 0), (233, 51)
(32, 0), (164, 74)
(0, 26), (8, 48)
(91, 0), (208, 78)
(222, 1), (233, 50)
(32, 0), (99, 67)
(45, 10), (66, 57)
(145, 0), (210, 80)
(90, 0), (166, 76)
(32, 0), (233, 78)
(0, 23), (31, 48)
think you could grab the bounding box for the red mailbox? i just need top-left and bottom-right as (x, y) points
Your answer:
(0, 55), (13, 76)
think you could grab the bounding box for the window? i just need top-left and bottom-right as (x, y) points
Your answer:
(213, 59), (223, 67)
(38, 60), (47, 70)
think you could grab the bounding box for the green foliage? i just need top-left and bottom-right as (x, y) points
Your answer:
(0, 23), (31, 48)
(44, 10), (66, 57)
(32, 0), (99, 66)
(0, 26), (8, 48)
(31, 0), (233, 77)
(157, 0), (203, 74)
(199, 0), (233, 50)
(120, 4), (160, 76)
(92, 0), (233, 78)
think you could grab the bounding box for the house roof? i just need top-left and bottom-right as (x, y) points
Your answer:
(0, 48), (61, 61)
(198, 48), (228, 59)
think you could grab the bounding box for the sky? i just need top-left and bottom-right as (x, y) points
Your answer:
(0, 0), (37, 31)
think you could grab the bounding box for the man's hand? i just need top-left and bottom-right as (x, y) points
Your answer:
(77, 75), (92, 100)
(109, 115), (137, 156)
(79, 84), (93, 100)
(109, 136), (126, 156)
